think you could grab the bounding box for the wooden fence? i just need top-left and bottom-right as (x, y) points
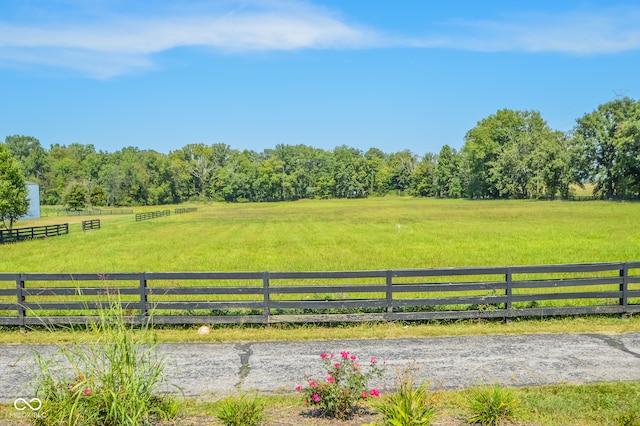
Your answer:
(58, 209), (133, 216)
(0, 224), (69, 245)
(0, 262), (639, 326)
(81, 219), (101, 231)
(175, 207), (197, 214)
(135, 210), (171, 222)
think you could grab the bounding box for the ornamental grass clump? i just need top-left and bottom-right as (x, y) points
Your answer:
(31, 301), (180, 426)
(297, 351), (386, 420)
(466, 383), (519, 425)
(376, 364), (437, 426)
(215, 392), (267, 426)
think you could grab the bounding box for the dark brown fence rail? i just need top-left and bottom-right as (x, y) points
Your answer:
(0, 224), (69, 245)
(175, 207), (197, 214)
(135, 210), (171, 222)
(58, 209), (133, 216)
(82, 219), (101, 231)
(0, 262), (639, 327)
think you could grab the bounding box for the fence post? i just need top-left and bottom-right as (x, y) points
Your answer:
(620, 263), (629, 317)
(505, 269), (513, 323)
(386, 270), (393, 315)
(16, 275), (26, 332)
(263, 272), (270, 327)
(139, 273), (148, 323)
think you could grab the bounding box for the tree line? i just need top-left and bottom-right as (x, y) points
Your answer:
(2, 97), (640, 211)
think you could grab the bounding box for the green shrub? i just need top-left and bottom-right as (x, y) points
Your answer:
(215, 392), (266, 426)
(376, 364), (437, 426)
(466, 383), (519, 425)
(297, 351), (386, 420)
(31, 302), (180, 425)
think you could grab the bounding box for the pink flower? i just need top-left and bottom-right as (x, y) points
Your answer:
(369, 389), (380, 397)
(320, 353), (328, 359)
(326, 377), (335, 383)
(305, 399), (309, 404)
(370, 357), (377, 363)
(350, 355), (357, 360)
(309, 381), (317, 387)
(340, 351), (350, 358)
(295, 385), (302, 391)
(361, 391), (368, 398)
(83, 388), (91, 396)
(329, 353), (334, 358)
(334, 363), (341, 368)
(312, 393), (321, 402)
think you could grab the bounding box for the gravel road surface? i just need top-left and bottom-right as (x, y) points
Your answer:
(1, 333), (639, 403)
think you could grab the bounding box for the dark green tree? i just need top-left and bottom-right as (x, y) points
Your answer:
(4, 135), (48, 182)
(63, 183), (88, 210)
(573, 97), (640, 199)
(434, 145), (462, 198)
(411, 152), (437, 197)
(0, 144), (29, 229)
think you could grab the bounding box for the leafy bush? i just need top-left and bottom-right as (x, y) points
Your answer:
(466, 383), (519, 425)
(31, 302), (180, 426)
(376, 364), (437, 425)
(216, 392), (267, 426)
(297, 351), (385, 420)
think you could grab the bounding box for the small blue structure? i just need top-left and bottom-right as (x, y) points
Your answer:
(22, 181), (41, 219)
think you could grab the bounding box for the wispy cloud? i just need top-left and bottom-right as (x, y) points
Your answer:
(0, 1), (638, 78)
(0, 0), (392, 78)
(428, 6), (640, 55)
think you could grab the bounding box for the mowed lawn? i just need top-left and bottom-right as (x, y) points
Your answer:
(2, 197), (639, 273)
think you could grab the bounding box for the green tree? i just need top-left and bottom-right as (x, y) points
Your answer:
(411, 152), (437, 197)
(573, 97), (640, 199)
(463, 109), (567, 199)
(435, 145), (463, 198)
(63, 183), (88, 210)
(463, 109), (527, 198)
(0, 144), (29, 229)
(332, 145), (366, 198)
(386, 150), (418, 193)
(4, 135), (48, 182)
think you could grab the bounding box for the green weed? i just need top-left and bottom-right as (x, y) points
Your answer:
(466, 383), (519, 425)
(215, 392), (266, 426)
(375, 364), (437, 426)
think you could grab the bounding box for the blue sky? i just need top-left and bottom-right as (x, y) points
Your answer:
(1, 0), (639, 156)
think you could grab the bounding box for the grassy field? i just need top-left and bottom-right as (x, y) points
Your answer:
(2, 199), (640, 424)
(3, 197), (640, 273)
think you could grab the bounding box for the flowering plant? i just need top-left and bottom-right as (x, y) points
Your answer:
(297, 351), (385, 420)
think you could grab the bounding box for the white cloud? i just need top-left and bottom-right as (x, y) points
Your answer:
(0, 0), (388, 77)
(0, 1), (638, 78)
(429, 7), (640, 55)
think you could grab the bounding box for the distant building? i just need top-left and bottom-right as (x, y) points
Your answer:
(22, 181), (41, 219)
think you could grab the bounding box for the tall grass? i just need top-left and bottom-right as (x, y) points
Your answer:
(31, 301), (179, 425)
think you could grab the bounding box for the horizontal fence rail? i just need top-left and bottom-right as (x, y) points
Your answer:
(0, 262), (639, 326)
(81, 219), (101, 231)
(135, 210), (171, 222)
(0, 224), (69, 245)
(57, 209), (133, 216)
(174, 207), (197, 214)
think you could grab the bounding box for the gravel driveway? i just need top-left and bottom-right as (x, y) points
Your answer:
(1, 332), (639, 403)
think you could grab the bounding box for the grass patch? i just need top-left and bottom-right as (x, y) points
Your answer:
(6, 382), (636, 425)
(2, 314), (639, 344)
(4, 198), (640, 273)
